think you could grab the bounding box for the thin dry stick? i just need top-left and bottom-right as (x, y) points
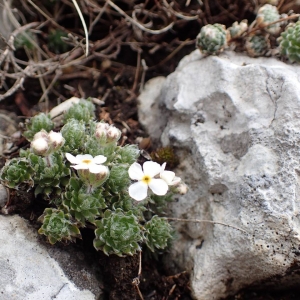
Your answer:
(107, 0), (174, 34)
(0, 77), (24, 101)
(167, 218), (248, 235)
(132, 251), (144, 300)
(38, 69), (62, 105)
(277, 0), (285, 10)
(148, 39), (192, 70)
(162, 0), (198, 20)
(27, 0), (66, 32)
(242, 14), (300, 39)
(132, 50), (141, 93)
(3, 0), (47, 58)
(71, 0), (89, 56)
(89, 1), (109, 34)
(139, 59), (148, 92)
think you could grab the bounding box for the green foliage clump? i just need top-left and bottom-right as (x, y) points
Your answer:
(14, 31), (36, 50)
(61, 119), (86, 153)
(38, 208), (81, 244)
(228, 20), (248, 39)
(150, 146), (179, 169)
(25, 152), (70, 197)
(105, 165), (130, 193)
(63, 99), (95, 123)
(196, 23), (228, 55)
(144, 216), (173, 252)
(115, 144), (140, 165)
(48, 29), (69, 53)
(279, 21), (300, 63)
(23, 113), (54, 141)
(0, 158), (34, 189)
(256, 4), (280, 35)
(195, 3), (300, 63)
(0, 98), (184, 257)
(93, 209), (142, 256)
(63, 177), (106, 223)
(245, 34), (270, 57)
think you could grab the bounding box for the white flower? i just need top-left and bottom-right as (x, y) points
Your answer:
(128, 161), (168, 201)
(65, 153), (107, 174)
(160, 162), (181, 186)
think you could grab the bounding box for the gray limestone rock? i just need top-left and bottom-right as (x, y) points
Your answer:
(138, 50), (300, 299)
(0, 214), (101, 300)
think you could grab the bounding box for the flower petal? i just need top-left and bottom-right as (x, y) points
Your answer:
(171, 176), (181, 186)
(65, 153), (80, 164)
(73, 163), (89, 170)
(89, 164), (105, 173)
(77, 154), (93, 162)
(129, 181), (148, 201)
(93, 155), (107, 164)
(149, 178), (168, 196)
(143, 161), (161, 178)
(161, 162), (166, 172)
(160, 170), (175, 185)
(128, 163), (144, 180)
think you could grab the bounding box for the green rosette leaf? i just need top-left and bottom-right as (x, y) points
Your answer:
(245, 34), (270, 58)
(196, 23), (228, 55)
(63, 177), (106, 223)
(63, 99), (95, 124)
(115, 144), (140, 165)
(93, 209), (142, 256)
(61, 119), (86, 154)
(27, 152), (70, 197)
(144, 216), (173, 252)
(23, 113), (54, 141)
(279, 21), (300, 63)
(38, 208), (81, 244)
(110, 193), (145, 220)
(104, 165), (130, 194)
(0, 158), (34, 189)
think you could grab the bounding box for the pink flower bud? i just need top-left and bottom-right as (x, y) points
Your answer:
(95, 122), (109, 139)
(106, 125), (121, 143)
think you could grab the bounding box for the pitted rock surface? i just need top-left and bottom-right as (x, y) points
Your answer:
(138, 50), (300, 299)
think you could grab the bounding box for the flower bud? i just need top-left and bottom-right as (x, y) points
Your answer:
(106, 125), (121, 143)
(31, 137), (50, 156)
(48, 131), (65, 150)
(78, 165), (110, 188)
(173, 182), (188, 195)
(32, 129), (49, 141)
(95, 122), (109, 140)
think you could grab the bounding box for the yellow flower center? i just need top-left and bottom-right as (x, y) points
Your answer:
(142, 175), (151, 184)
(82, 159), (92, 164)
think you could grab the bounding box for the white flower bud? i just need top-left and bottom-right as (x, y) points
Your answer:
(95, 165), (110, 181)
(78, 165), (110, 188)
(106, 125), (121, 143)
(48, 131), (65, 150)
(31, 137), (49, 156)
(95, 122), (109, 139)
(174, 182), (188, 195)
(32, 130), (49, 141)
